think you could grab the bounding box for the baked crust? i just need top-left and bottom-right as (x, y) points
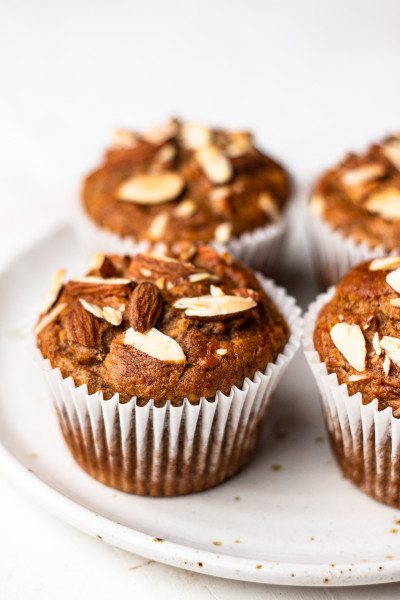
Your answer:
(36, 246), (289, 406)
(311, 134), (400, 250)
(82, 119), (291, 246)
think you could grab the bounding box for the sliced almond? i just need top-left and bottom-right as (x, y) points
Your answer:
(155, 277), (165, 290)
(369, 256), (400, 271)
(90, 253), (106, 271)
(330, 323), (366, 372)
(189, 272), (219, 283)
(214, 222), (232, 243)
(79, 299), (122, 326)
(210, 285), (225, 297)
(175, 199), (196, 218)
(226, 132), (253, 157)
(181, 123), (212, 150)
(195, 145), (233, 184)
(35, 303), (67, 335)
(174, 294), (256, 320)
(156, 143), (176, 163)
(41, 269), (66, 314)
(142, 120), (178, 144)
(111, 129), (139, 150)
(258, 192), (281, 223)
(341, 163), (387, 187)
(372, 332), (381, 355)
(70, 276), (131, 285)
(309, 194), (325, 217)
(380, 336), (400, 367)
(210, 186), (231, 201)
(364, 187), (400, 221)
(124, 326), (185, 364)
(383, 355), (391, 375)
(386, 268), (400, 293)
(216, 348), (228, 356)
(348, 374), (369, 382)
(363, 315), (374, 329)
(148, 212), (169, 241)
(117, 172), (185, 205)
(390, 298), (400, 307)
(381, 139), (400, 171)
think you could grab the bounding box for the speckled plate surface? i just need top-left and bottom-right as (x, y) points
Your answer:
(0, 224), (399, 587)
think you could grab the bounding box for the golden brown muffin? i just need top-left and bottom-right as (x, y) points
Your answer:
(82, 119), (291, 247)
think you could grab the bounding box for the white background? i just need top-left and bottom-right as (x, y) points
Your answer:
(1, 0), (400, 597)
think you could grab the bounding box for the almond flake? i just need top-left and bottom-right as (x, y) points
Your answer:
(310, 194), (325, 217)
(348, 374), (369, 382)
(373, 332), (381, 355)
(124, 326), (185, 364)
(363, 315), (374, 329)
(382, 139), (400, 171)
(189, 272), (219, 283)
(210, 285), (225, 297)
(369, 257), (400, 271)
(364, 188), (400, 221)
(214, 222), (232, 243)
(341, 163), (387, 187)
(142, 120), (178, 144)
(174, 294), (256, 320)
(258, 192), (281, 222)
(117, 172), (185, 205)
(141, 268), (152, 278)
(210, 186), (231, 201)
(79, 299), (122, 326)
(216, 348), (228, 356)
(386, 268), (400, 294)
(148, 212), (169, 241)
(41, 269), (66, 314)
(175, 199), (196, 218)
(35, 303), (67, 335)
(394, 407), (400, 418)
(380, 336), (400, 368)
(226, 132), (253, 157)
(390, 298), (400, 307)
(111, 129), (139, 150)
(330, 323), (366, 372)
(89, 253), (106, 271)
(70, 276), (131, 285)
(156, 143), (176, 163)
(155, 277), (165, 290)
(383, 355), (391, 375)
(181, 123), (212, 150)
(195, 145), (233, 184)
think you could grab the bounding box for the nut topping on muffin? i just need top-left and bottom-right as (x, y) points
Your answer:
(128, 282), (163, 333)
(117, 172), (185, 205)
(329, 323), (366, 372)
(124, 327), (186, 364)
(174, 292), (256, 320)
(79, 299), (123, 326)
(194, 145), (233, 184)
(41, 269), (65, 314)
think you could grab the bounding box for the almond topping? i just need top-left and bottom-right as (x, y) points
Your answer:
(128, 281), (163, 333)
(363, 315), (374, 329)
(65, 302), (101, 347)
(226, 132), (253, 157)
(330, 323), (366, 372)
(373, 332), (381, 355)
(181, 123), (212, 150)
(390, 298), (400, 307)
(258, 192), (281, 223)
(148, 212), (169, 241)
(216, 348), (228, 356)
(41, 269), (66, 314)
(175, 199), (196, 218)
(214, 222), (232, 243)
(79, 299), (123, 326)
(70, 276), (131, 285)
(189, 272), (219, 283)
(364, 188), (400, 221)
(142, 120), (178, 144)
(210, 285), (225, 298)
(155, 277), (165, 290)
(156, 143), (176, 163)
(174, 294), (256, 320)
(382, 139), (400, 171)
(195, 145), (233, 184)
(117, 172), (185, 205)
(111, 129), (139, 150)
(90, 252), (107, 271)
(348, 374), (369, 382)
(124, 327), (185, 363)
(341, 163), (387, 187)
(383, 355), (391, 375)
(369, 256), (400, 271)
(379, 336), (400, 367)
(386, 268), (400, 294)
(35, 303), (67, 335)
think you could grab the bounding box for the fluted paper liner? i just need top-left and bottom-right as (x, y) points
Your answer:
(77, 208), (289, 275)
(303, 289), (400, 507)
(308, 210), (397, 288)
(34, 275), (302, 496)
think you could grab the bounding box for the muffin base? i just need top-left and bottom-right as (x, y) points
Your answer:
(303, 289), (400, 508)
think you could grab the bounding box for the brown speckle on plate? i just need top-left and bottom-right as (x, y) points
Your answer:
(212, 541), (222, 546)
(271, 464), (282, 471)
(153, 537), (164, 542)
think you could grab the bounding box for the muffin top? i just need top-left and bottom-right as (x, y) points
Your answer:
(313, 256), (400, 417)
(82, 118), (290, 247)
(35, 246), (289, 406)
(311, 134), (400, 250)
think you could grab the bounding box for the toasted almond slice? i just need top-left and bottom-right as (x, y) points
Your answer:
(369, 257), (400, 271)
(89, 253), (106, 271)
(330, 323), (366, 372)
(155, 277), (165, 290)
(156, 143), (176, 163)
(216, 348), (228, 356)
(373, 332), (382, 355)
(124, 326), (185, 364)
(141, 268), (152, 278)
(380, 336), (400, 367)
(214, 222), (232, 243)
(181, 123), (212, 150)
(226, 132), (253, 157)
(390, 298), (400, 307)
(189, 272), (219, 283)
(348, 374), (369, 382)
(363, 315), (374, 329)
(364, 188), (400, 221)
(117, 172), (185, 205)
(35, 303), (67, 335)
(41, 269), (66, 314)
(111, 129), (139, 150)
(195, 145), (233, 184)
(175, 199), (197, 218)
(258, 192), (281, 223)
(210, 285), (225, 297)
(148, 212), (169, 241)
(383, 355), (391, 375)
(79, 299), (122, 326)
(70, 276), (131, 285)
(174, 294), (256, 320)
(341, 163), (387, 187)
(142, 120), (178, 144)
(309, 194), (325, 217)
(210, 186), (231, 201)
(386, 268), (400, 293)
(382, 139), (400, 171)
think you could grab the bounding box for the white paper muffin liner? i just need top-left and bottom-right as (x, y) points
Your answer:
(77, 208), (289, 275)
(303, 288), (400, 507)
(308, 210), (396, 288)
(33, 274), (302, 497)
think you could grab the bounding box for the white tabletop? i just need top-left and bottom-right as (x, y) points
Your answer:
(1, 1), (400, 597)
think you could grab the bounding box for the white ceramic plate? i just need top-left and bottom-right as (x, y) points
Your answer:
(0, 224), (399, 587)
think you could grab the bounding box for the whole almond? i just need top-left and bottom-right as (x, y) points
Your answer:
(65, 302), (101, 347)
(128, 282), (163, 333)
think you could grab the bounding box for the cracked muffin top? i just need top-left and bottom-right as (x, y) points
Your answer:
(310, 133), (400, 251)
(35, 246), (289, 406)
(82, 118), (291, 247)
(313, 256), (400, 417)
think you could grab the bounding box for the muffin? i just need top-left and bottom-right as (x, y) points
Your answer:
(34, 246), (301, 496)
(304, 257), (400, 507)
(81, 118), (291, 272)
(309, 133), (400, 286)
